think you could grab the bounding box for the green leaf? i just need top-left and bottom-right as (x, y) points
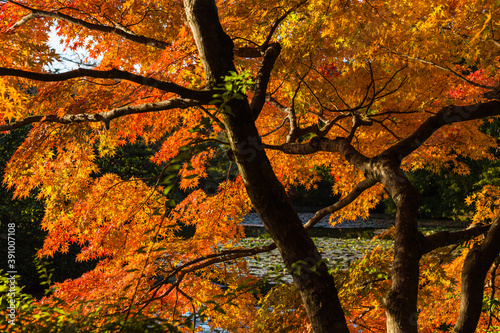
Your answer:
(214, 307), (226, 315)
(136, 246), (148, 254)
(160, 174), (177, 184)
(163, 184), (175, 196)
(165, 199), (176, 208)
(165, 164), (182, 172)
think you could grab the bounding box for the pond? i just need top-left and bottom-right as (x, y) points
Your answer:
(196, 214), (466, 332)
(239, 212), (467, 283)
(238, 236), (393, 283)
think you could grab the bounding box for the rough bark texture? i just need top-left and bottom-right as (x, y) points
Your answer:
(371, 157), (422, 333)
(272, 135), (426, 332)
(183, 0), (349, 331)
(453, 212), (500, 333)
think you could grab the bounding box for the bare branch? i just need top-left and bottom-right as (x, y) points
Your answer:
(267, 86), (351, 140)
(232, 1), (306, 57)
(357, 62), (376, 110)
(6, 1), (170, 49)
(371, 118), (402, 140)
(303, 178), (378, 229)
(371, 65), (408, 101)
(146, 242), (278, 302)
(233, 46), (263, 58)
(300, 74), (338, 115)
(0, 98), (200, 131)
(310, 66), (351, 109)
(266, 95), (289, 114)
(261, 117), (289, 137)
(492, 39), (500, 48)
(0, 67), (212, 101)
(262, 81), (500, 173)
(148, 179), (379, 299)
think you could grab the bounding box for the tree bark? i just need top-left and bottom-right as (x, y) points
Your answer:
(372, 157), (422, 333)
(183, 0), (349, 331)
(453, 211), (500, 333)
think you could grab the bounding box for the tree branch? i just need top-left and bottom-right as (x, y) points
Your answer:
(232, 1), (306, 58)
(382, 100), (500, 161)
(260, 116), (289, 137)
(264, 136), (371, 170)
(250, 43), (281, 119)
(148, 242), (278, 301)
(303, 178), (378, 229)
(261, 1), (307, 49)
(6, 1), (170, 49)
(150, 176), (377, 295)
(421, 223), (491, 256)
(6, 0), (281, 62)
(390, 51), (495, 90)
(0, 98), (200, 131)
(0, 67), (212, 101)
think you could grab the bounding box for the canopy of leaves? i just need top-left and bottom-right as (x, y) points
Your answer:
(1, 0), (500, 331)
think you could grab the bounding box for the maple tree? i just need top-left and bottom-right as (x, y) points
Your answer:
(2, 0), (500, 332)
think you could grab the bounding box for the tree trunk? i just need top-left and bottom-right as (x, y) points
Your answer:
(183, 0), (349, 331)
(374, 157), (422, 333)
(453, 211), (500, 333)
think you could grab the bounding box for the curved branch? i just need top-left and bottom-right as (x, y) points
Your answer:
(6, 1), (170, 49)
(261, 116), (289, 137)
(346, 115), (373, 143)
(148, 242), (278, 301)
(303, 178), (378, 229)
(150, 176), (378, 296)
(267, 90), (350, 140)
(371, 118), (402, 140)
(381, 100), (500, 161)
(0, 67), (212, 101)
(0, 98), (200, 131)
(6, 0), (283, 63)
(264, 136), (371, 170)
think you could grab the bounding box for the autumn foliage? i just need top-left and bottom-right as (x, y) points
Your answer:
(1, 0), (500, 332)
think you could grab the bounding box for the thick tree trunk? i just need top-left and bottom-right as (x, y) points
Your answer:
(183, 0), (349, 331)
(385, 191), (421, 333)
(373, 157), (422, 333)
(453, 212), (500, 333)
